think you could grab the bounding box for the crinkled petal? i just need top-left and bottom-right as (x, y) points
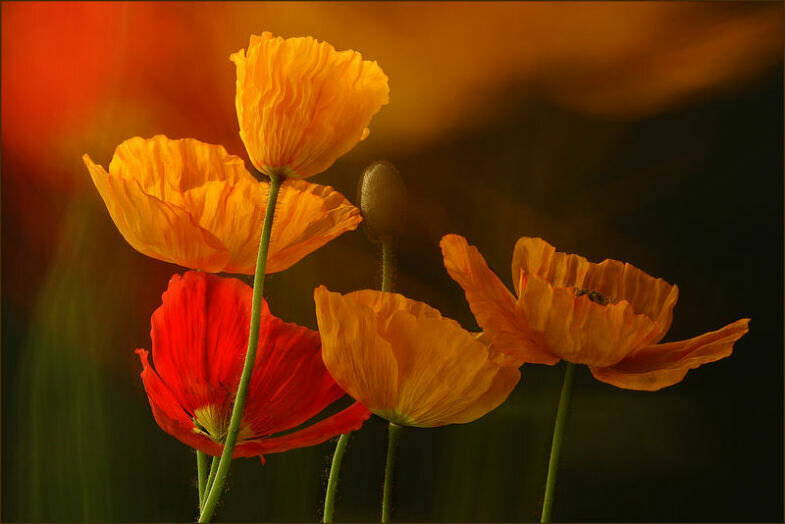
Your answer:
(590, 318), (750, 391)
(84, 154), (230, 272)
(314, 286), (400, 414)
(440, 234), (558, 365)
(512, 237), (679, 343)
(232, 32), (389, 178)
(517, 272), (660, 367)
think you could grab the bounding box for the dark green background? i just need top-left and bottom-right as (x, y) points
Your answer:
(3, 21), (783, 524)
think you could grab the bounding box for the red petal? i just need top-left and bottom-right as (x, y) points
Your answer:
(243, 312), (346, 437)
(150, 271), (255, 414)
(136, 348), (222, 456)
(237, 402), (371, 458)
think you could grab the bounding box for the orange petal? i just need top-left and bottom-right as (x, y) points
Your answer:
(314, 286), (400, 415)
(84, 154), (230, 272)
(440, 234), (559, 365)
(86, 136), (361, 274)
(382, 308), (520, 427)
(590, 318), (750, 391)
(231, 32), (389, 179)
(516, 271), (660, 367)
(512, 237), (678, 343)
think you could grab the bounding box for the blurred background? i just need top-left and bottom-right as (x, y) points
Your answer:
(2, 1), (783, 521)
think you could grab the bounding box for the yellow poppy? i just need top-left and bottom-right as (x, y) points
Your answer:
(314, 286), (521, 427)
(231, 32), (390, 179)
(83, 135), (361, 273)
(440, 234), (749, 391)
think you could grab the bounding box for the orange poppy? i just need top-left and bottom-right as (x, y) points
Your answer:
(440, 234), (749, 391)
(83, 135), (361, 273)
(232, 32), (390, 179)
(314, 286), (521, 427)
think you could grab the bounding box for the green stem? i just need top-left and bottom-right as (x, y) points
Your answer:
(199, 173), (283, 523)
(540, 362), (576, 523)
(201, 456), (219, 510)
(197, 450), (207, 510)
(323, 432), (351, 523)
(381, 422), (402, 523)
(381, 239), (393, 292)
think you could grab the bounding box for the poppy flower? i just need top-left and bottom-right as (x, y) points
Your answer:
(231, 32), (390, 179)
(84, 135), (362, 273)
(313, 286), (521, 428)
(440, 234), (749, 391)
(136, 271), (370, 460)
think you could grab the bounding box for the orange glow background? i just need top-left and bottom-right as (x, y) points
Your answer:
(2, 2), (782, 522)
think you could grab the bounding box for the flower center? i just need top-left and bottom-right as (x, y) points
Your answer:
(192, 404), (253, 444)
(574, 287), (611, 306)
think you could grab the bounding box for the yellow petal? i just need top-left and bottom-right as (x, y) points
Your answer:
(512, 237), (678, 344)
(440, 234), (559, 365)
(315, 286), (520, 428)
(590, 318), (750, 391)
(516, 271), (659, 367)
(314, 286), (399, 415)
(232, 32), (390, 179)
(84, 154), (230, 272)
(86, 136), (361, 273)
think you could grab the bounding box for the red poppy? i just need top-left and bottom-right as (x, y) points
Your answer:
(136, 271), (370, 461)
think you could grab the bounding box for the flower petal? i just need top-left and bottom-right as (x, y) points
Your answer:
(383, 310), (521, 427)
(516, 271), (660, 367)
(512, 237), (678, 342)
(84, 154), (230, 272)
(232, 32), (389, 178)
(590, 318), (750, 391)
(440, 234), (558, 365)
(242, 310), (346, 437)
(149, 272), (253, 414)
(136, 349), (223, 457)
(314, 286), (400, 415)
(238, 402), (371, 458)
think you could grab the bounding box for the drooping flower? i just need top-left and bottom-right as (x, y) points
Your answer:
(136, 271), (370, 460)
(231, 32), (390, 179)
(314, 286), (521, 428)
(84, 135), (361, 273)
(440, 234), (749, 391)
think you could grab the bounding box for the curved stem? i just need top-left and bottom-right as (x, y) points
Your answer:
(199, 173), (283, 523)
(381, 422), (402, 523)
(201, 455), (219, 510)
(197, 450), (207, 510)
(540, 362), (576, 523)
(323, 432), (351, 523)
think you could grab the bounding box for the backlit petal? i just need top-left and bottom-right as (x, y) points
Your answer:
(84, 154), (230, 272)
(314, 286), (400, 415)
(590, 318), (750, 390)
(232, 32), (389, 178)
(440, 234), (558, 365)
(512, 237), (678, 342)
(516, 272), (660, 367)
(239, 402), (371, 458)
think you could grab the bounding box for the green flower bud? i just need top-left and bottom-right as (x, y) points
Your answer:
(357, 161), (407, 242)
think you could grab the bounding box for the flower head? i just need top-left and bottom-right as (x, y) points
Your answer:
(314, 286), (521, 427)
(231, 32), (390, 179)
(136, 271), (370, 460)
(84, 135), (361, 273)
(441, 234), (750, 391)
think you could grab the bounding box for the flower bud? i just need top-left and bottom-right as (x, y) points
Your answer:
(357, 161), (407, 242)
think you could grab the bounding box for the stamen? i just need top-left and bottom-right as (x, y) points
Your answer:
(574, 288), (611, 305)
